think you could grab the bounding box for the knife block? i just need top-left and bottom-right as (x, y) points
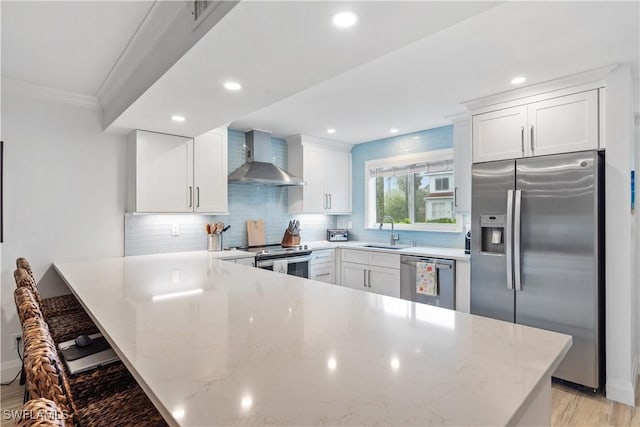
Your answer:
(281, 230), (301, 247)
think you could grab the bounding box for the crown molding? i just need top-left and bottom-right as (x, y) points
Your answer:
(445, 111), (471, 123)
(2, 77), (100, 110)
(95, 1), (183, 106)
(462, 64), (617, 112)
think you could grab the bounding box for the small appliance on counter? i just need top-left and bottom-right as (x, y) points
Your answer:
(327, 228), (348, 242)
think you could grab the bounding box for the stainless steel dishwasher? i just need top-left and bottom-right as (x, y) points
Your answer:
(400, 256), (456, 309)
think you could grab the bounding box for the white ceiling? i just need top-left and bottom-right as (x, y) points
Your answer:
(1, 1), (153, 96)
(1, 1), (638, 145)
(232, 1), (640, 143)
(108, 1), (500, 136)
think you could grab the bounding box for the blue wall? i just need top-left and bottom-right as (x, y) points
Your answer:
(345, 125), (465, 248)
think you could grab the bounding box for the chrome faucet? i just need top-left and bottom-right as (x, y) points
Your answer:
(379, 215), (400, 246)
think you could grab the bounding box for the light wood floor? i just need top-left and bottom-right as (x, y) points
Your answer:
(1, 378), (639, 426)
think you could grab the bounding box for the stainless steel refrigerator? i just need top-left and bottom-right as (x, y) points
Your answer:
(471, 150), (604, 391)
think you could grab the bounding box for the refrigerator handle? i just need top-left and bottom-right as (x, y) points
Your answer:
(514, 190), (522, 291)
(506, 190), (514, 290)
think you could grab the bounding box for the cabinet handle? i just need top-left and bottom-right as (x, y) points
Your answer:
(363, 269), (367, 287)
(324, 194), (328, 209)
(196, 186), (200, 208)
(520, 126), (525, 155)
(329, 194), (332, 210)
(188, 186), (193, 208)
(454, 187), (458, 208)
(368, 270), (372, 288)
(316, 272), (331, 277)
(530, 125), (534, 154)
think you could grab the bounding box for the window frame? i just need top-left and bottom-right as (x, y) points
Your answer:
(364, 149), (462, 233)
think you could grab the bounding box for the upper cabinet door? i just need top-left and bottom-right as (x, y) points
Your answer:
(302, 145), (329, 213)
(472, 105), (528, 163)
(136, 131), (193, 212)
(452, 119), (472, 213)
(193, 127), (228, 213)
(325, 149), (351, 213)
(527, 90), (598, 157)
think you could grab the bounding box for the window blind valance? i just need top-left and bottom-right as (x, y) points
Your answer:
(369, 159), (453, 178)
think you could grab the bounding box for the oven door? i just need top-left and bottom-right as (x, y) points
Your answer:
(256, 255), (311, 279)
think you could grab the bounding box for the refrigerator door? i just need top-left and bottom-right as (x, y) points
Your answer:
(470, 160), (516, 322)
(515, 151), (601, 389)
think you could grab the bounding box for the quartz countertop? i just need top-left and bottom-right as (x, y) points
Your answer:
(54, 251), (569, 426)
(304, 240), (470, 261)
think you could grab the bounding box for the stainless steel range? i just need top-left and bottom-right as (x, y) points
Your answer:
(243, 244), (312, 278)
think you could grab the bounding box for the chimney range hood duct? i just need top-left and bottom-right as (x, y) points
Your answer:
(228, 130), (305, 186)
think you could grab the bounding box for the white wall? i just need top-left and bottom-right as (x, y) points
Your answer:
(605, 64), (638, 406)
(0, 82), (127, 379)
(634, 76), (640, 385)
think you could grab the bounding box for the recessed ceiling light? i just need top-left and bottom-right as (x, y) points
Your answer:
(171, 115), (185, 122)
(224, 81), (242, 91)
(327, 128), (336, 134)
(412, 136), (421, 140)
(332, 11), (358, 28)
(390, 128), (399, 134)
(510, 76), (527, 85)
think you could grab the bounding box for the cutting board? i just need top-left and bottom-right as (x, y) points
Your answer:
(246, 220), (265, 247)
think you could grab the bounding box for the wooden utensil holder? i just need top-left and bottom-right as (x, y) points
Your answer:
(281, 230), (301, 247)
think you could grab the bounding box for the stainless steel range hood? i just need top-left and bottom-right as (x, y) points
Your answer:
(228, 130), (305, 186)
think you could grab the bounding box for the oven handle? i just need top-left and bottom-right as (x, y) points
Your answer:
(256, 255), (312, 268)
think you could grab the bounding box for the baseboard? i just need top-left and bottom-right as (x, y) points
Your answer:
(607, 377), (636, 407)
(1, 358), (22, 383)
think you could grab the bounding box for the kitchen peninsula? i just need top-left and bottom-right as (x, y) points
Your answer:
(54, 251), (571, 426)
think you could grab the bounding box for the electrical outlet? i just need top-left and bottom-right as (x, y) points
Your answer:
(347, 221), (353, 229)
(171, 224), (180, 236)
(11, 333), (22, 349)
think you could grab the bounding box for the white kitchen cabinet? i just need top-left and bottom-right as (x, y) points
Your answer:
(325, 149), (351, 213)
(309, 249), (336, 284)
(300, 145), (327, 212)
(472, 90), (599, 163)
(472, 105), (528, 163)
(287, 135), (352, 214)
(367, 265), (400, 298)
(527, 91), (598, 156)
(341, 261), (369, 291)
(133, 131), (193, 213)
(455, 260), (470, 313)
(451, 116), (472, 213)
(340, 249), (400, 298)
(193, 128), (228, 213)
(128, 126), (228, 213)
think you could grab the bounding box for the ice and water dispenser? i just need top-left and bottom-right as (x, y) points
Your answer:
(480, 214), (506, 254)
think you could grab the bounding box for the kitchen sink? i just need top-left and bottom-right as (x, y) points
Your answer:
(361, 244), (410, 250)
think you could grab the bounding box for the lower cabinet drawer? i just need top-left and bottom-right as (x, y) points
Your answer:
(235, 257), (255, 266)
(310, 264), (335, 284)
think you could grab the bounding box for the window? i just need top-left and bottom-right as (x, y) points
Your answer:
(365, 149), (460, 231)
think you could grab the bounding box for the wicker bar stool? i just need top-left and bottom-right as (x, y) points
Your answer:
(22, 319), (76, 425)
(15, 286), (44, 325)
(16, 290), (138, 410)
(22, 318), (167, 427)
(16, 398), (67, 427)
(14, 269), (98, 343)
(14, 261), (82, 318)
